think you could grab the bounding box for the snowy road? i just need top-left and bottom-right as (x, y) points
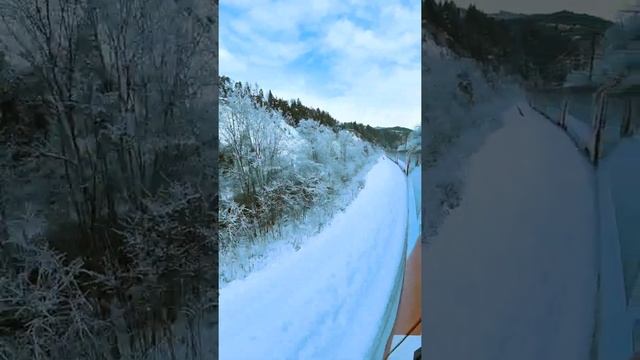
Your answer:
(423, 103), (598, 360)
(219, 156), (407, 359)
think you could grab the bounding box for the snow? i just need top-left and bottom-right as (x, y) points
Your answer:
(219, 157), (376, 286)
(219, 156), (408, 359)
(423, 33), (522, 238)
(529, 90), (640, 358)
(423, 102), (598, 360)
(218, 89), (379, 285)
(603, 138), (640, 303)
(596, 137), (640, 360)
(218, 98), (307, 159)
(397, 158), (406, 171)
(529, 91), (627, 160)
(564, 114), (593, 153)
(596, 156), (634, 360)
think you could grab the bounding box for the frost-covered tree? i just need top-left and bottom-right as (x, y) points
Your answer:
(423, 34), (520, 239)
(0, 0), (217, 358)
(219, 81), (377, 284)
(0, 0), (215, 229)
(220, 91), (284, 200)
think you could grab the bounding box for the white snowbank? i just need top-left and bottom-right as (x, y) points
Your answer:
(423, 103), (598, 360)
(219, 156), (407, 359)
(564, 114), (593, 153)
(596, 137), (640, 360)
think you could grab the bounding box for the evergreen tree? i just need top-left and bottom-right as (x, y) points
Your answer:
(267, 90), (275, 107)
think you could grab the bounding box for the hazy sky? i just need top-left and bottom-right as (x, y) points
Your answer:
(452, 0), (632, 21)
(220, 0), (420, 129)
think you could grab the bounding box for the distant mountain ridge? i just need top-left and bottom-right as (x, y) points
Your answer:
(505, 10), (612, 37)
(341, 124), (411, 150)
(489, 10), (611, 29)
(488, 11), (526, 20)
(423, 0), (613, 85)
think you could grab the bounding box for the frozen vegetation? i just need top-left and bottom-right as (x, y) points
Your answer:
(217, 81), (420, 358)
(220, 156), (408, 359)
(218, 82), (379, 285)
(0, 1), (217, 358)
(423, 34), (523, 238)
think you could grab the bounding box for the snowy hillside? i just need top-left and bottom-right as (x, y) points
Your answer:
(424, 6), (640, 359)
(218, 83), (379, 285)
(218, 76), (421, 358)
(220, 156), (407, 359)
(423, 34), (522, 238)
(423, 103), (597, 360)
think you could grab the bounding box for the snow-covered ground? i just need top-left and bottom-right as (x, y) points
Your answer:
(528, 92), (626, 159)
(219, 156), (407, 359)
(423, 102), (598, 360)
(597, 136), (640, 360)
(529, 94), (640, 359)
(529, 102), (593, 155)
(219, 91), (378, 285)
(606, 138), (640, 305)
(564, 113), (593, 153)
(423, 34), (522, 238)
(219, 157), (376, 286)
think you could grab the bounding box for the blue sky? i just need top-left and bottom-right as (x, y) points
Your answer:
(219, 0), (421, 128)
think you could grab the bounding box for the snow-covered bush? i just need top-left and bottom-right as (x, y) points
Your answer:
(0, 210), (111, 359)
(424, 35), (521, 239)
(219, 84), (377, 284)
(0, 0), (217, 358)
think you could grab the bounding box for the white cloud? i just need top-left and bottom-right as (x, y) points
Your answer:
(219, 45), (247, 74)
(220, 0), (421, 128)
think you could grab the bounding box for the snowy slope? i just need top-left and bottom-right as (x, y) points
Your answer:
(218, 98), (307, 160)
(606, 138), (640, 305)
(423, 103), (598, 360)
(423, 34), (522, 238)
(597, 137), (640, 360)
(219, 156), (407, 359)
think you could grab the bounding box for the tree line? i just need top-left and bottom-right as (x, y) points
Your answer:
(423, 0), (612, 85)
(219, 86), (376, 284)
(219, 76), (410, 151)
(219, 76), (337, 128)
